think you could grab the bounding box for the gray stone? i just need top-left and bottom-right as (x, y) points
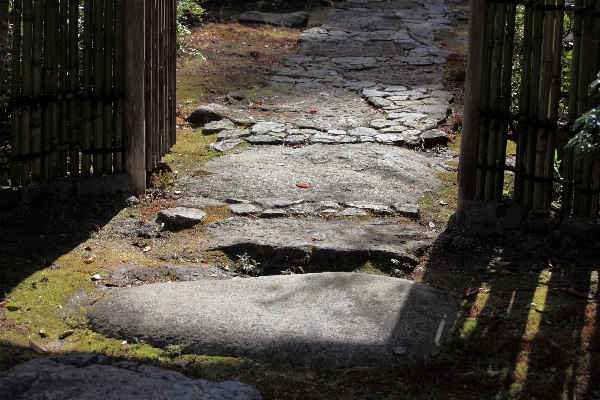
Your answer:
(526, 210), (560, 234)
(465, 200), (506, 236)
(501, 202), (527, 230)
(348, 127), (379, 136)
(254, 198), (301, 208)
(336, 208), (368, 217)
(560, 216), (600, 237)
(344, 201), (393, 215)
(368, 97), (394, 108)
(310, 133), (340, 144)
(87, 273), (457, 369)
(246, 135), (284, 145)
(202, 119), (235, 134)
(392, 203), (421, 219)
(420, 129), (450, 146)
(229, 203), (262, 216)
(158, 207), (206, 228)
(175, 197), (226, 209)
(284, 134), (308, 145)
(186, 104), (231, 126)
(251, 122), (288, 134)
(239, 11), (310, 28)
(226, 198), (251, 204)
(260, 209), (288, 218)
(217, 129), (251, 141)
(0, 354), (262, 400)
(375, 134), (405, 145)
(210, 139), (243, 152)
(369, 119), (400, 129)
(289, 202), (322, 216)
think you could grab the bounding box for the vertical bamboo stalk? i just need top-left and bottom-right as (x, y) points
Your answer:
(113, 0), (124, 173)
(514, 4), (535, 203)
(55, 0), (67, 178)
(92, 0), (105, 176)
(30, 0), (43, 183)
(145, 0), (154, 172)
(68, 0), (79, 176)
(523, 4), (545, 210)
(103, 0), (114, 173)
(169, 0), (177, 148)
(48, 0), (60, 179)
(532, 0), (561, 211)
(591, 160), (599, 220)
(10, 1), (23, 186)
(20, 0), (34, 186)
(484, 4), (507, 201)
(494, 4), (517, 201)
(42, 0), (53, 181)
(82, 0), (93, 176)
(563, 0), (585, 216)
(475, 3), (497, 200)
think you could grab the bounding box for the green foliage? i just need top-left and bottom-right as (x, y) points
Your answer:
(233, 253), (263, 276)
(176, 0), (205, 58)
(566, 72), (600, 160)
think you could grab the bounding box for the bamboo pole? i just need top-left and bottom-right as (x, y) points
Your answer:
(103, 0), (114, 174)
(30, 0), (43, 183)
(523, 4), (544, 210)
(82, 0), (93, 176)
(532, 0), (561, 210)
(475, 2), (497, 200)
(20, 0), (34, 186)
(514, 4), (535, 203)
(68, 0), (79, 176)
(10, 0), (23, 186)
(169, 0), (177, 148)
(113, 0), (124, 174)
(484, 4), (508, 201)
(55, 0), (67, 178)
(562, 0), (584, 216)
(42, 0), (53, 181)
(124, 0), (147, 194)
(92, 0), (105, 176)
(494, 4), (517, 201)
(48, 0), (60, 179)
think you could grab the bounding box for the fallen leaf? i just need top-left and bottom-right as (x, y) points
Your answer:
(121, 340), (128, 345)
(143, 243), (153, 253)
(0, 302), (6, 307)
(92, 223), (101, 232)
(296, 183), (309, 189)
(463, 287), (482, 298)
(91, 274), (102, 281)
(305, 373), (317, 380)
(83, 256), (96, 264)
(29, 339), (48, 354)
(39, 329), (48, 338)
(58, 330), (75, 340)
(309, 108), (318, 113)
(343, 367), (360, 376)
(85, 245), (92, 251)
(410, 185), (416, 189)
(526, 303), (538, 309)
(5, 302), (19, 311)
(487, 369), (500, 378)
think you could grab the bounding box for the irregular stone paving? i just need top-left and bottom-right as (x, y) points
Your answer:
(0, 354), (263, 400)
(88, 0), (468, 372)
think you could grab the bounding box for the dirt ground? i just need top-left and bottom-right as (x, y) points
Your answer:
(1, 2), (599, 399)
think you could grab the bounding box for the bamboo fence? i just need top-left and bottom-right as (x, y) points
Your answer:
(7, 0), (176, 189)
(472, 0), (600, 220)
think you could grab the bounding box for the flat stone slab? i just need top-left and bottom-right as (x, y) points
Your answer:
(0, 354), (262, 400)
(158, 207), (206, 228)
(203, 217), (437, 264)
(182, 143), (441, 206)
(87, 273), (457, 369)
(239, 11), (309, 28)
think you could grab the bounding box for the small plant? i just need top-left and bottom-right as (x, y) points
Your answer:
(164, 344), (187, 358)
(567, 71), (600, 161)
(234, 253), (263, 276)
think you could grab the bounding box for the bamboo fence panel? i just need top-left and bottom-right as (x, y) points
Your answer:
(473, 0), (600, 221)
(8, 0), (176, 189)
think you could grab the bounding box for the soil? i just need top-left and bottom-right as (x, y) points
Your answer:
(0, 2), (599, 399)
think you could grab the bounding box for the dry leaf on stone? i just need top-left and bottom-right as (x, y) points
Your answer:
(29, 339), (48, 354)
(296, 183), (309, 189)
(85, 245), (92, 251)
(143, 243), (153, 253)
(0, 302), (6, 307)
(83, 256), (96, 264)
(58, 330), (75, 340)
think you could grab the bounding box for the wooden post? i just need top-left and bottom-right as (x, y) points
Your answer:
(124, 0), (146, 194)
(457, 0), (489, 223)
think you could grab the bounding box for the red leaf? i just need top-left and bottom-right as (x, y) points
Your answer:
(296, 183), (309, 188)
(0, 302), (6, 307)
(410, 185), (416, 189)
(309, 108), (318, 114)
(463, 287), (482, 298)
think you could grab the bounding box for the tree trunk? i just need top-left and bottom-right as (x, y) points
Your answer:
(0, 0), (9, 85)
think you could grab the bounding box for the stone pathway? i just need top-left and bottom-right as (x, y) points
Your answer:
(89, 0), (467, 374)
